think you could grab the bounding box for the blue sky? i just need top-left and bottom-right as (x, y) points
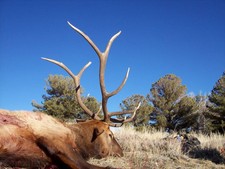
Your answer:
(0, 0), (224, 112)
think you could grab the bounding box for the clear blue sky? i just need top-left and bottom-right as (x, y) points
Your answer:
(0, 0), (224, 112)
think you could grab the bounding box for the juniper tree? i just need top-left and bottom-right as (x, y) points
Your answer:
(32, 75), (100, 120)
(148, 74), (198, 131)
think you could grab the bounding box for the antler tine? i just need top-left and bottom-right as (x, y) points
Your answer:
(67, 21), (102, 58)
(95, 106), (102, 117)
(108, 68), (130, 98)
(68, 21), (121, 61)
(109, 102), (141, 127)
(41, 57), (100, 120)
(104, 31), (121, 60)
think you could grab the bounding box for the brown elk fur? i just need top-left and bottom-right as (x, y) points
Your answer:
(0, 109), (122, 169)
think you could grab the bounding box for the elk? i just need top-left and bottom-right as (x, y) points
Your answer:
(0, 21), (140, 169)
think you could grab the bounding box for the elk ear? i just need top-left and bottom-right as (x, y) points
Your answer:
(91, 128), (104, 142)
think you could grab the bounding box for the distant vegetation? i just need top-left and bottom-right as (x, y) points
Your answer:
(32, 71), (225, 134)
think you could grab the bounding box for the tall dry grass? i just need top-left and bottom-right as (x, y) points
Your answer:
(89, 127), (225, 169)
(194, 132), (225, 149)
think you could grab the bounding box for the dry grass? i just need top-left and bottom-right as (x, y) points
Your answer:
(89, 127), (225, 169)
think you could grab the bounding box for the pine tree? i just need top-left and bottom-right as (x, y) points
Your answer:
(208, 72), (225, 133)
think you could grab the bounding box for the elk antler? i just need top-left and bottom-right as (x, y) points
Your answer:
(42, 21), (141, 127)
(41, 58), (100, 120)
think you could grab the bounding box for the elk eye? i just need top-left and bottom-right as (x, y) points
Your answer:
(109, 134), (113, 139)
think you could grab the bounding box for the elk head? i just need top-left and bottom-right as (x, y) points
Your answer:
(42, 21), (140, 159)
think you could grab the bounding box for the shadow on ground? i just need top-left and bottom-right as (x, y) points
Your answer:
(188, 147), (225, 164)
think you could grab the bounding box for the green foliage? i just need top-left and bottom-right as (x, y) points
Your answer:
(208, 72), (225, 133)
(120, 94), (153, 127)
(84, 97), (101, 114)
(155, 114), (167, 129)
(148, 74), (198, 130)
(172, 96), (199, 129)
(149, 74), (187, 112)
(32, 75), (100, 120)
